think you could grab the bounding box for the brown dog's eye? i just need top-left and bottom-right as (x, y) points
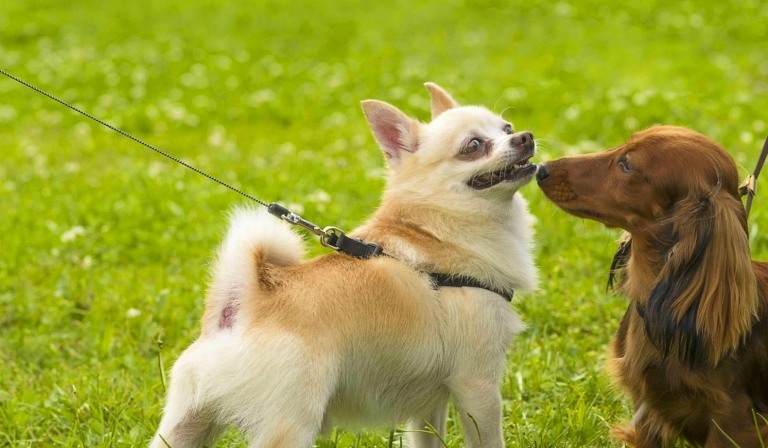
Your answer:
(503, 123), (514, 135)
(461, 138), (484, 155)
(618, 156), (632, 173)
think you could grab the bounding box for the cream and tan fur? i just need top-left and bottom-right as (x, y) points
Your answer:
(150, 83), (539, 448)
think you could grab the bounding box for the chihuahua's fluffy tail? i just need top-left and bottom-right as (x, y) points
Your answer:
(216, 207), (306, 272)
(202, 207), (305, 334)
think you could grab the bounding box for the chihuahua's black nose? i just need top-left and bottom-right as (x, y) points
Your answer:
(536, 164), (549, 183)
(511, 131), (534, 147)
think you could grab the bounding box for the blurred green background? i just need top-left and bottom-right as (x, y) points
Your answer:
(1, 0), (767, 446)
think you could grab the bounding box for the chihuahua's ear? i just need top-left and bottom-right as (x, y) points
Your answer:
(424, 82), (459, 119)
(361, 100), (419, 168)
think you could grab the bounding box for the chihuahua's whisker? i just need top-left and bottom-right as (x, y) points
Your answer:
(498, 106), (516, 119)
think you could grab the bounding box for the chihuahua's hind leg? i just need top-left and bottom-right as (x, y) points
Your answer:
(238, 356), (336, 448)
(150, 345), (225, 448)
(150, 407), (223, 448)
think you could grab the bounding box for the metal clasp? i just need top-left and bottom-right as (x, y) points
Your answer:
(320, 226), (344, 249)
(267, 203), (385, 259)
(267, 203), (327, 237)
(740, 174), (756, 197)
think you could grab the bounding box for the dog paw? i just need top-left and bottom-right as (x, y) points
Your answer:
(610, 423), (636, 446)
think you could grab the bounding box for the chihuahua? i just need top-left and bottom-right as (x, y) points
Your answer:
(150, 83), (538, 448)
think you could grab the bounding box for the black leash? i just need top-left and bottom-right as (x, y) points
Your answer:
(0, 67), (382, 259)
(740, 136), (768, 218)
(0, 68), (268, 207)
(1, 68), (514, 300)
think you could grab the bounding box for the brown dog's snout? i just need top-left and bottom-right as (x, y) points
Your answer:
(510, 131), (534, 147)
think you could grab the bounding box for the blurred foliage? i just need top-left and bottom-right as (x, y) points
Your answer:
(1, 0), (767, 446)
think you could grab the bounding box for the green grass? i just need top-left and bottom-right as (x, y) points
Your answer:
(1, 0), (767, 446)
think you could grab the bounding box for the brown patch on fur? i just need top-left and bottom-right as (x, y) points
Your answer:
(539, 125), (768, 446)
(236, 254), (437, 347)
(257, 261), (281, 293)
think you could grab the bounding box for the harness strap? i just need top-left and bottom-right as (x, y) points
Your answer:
(268, 203), (512, 300)
(428, 273), (515, 302)
(323, 232), (385, 259)
(740, 135), (768, 218)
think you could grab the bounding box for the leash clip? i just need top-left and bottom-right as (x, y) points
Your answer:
(739, 174), (756, 198)
(268, 203), (384, 259)
(267, 203), (326, 237)
(320, 227), (344, 249)
(742, 135), (768, 218)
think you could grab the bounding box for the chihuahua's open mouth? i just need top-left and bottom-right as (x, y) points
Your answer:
(468, 156), (536, 190)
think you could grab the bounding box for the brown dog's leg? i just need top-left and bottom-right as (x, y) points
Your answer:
(611, 403), (664, 448)
(610, 423), (638, 446)
(705, 401), (768, 448)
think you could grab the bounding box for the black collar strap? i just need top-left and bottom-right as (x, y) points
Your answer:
(323, 231), (385, 258)
(428, 273), (515, 302)
(307, 219), (513, 302)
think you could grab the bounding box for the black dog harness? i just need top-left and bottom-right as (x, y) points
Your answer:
(427, 273), (515, 302)
(323, 224), (515, 302)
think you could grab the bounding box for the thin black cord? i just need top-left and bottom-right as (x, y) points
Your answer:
(0, 67), (268, 207)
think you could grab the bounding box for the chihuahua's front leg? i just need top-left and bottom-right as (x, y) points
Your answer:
(451, 380), (505, 448)
(408, 398), (449, 448)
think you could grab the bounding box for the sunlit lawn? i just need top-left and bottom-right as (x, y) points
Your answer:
(1, 0), (767, 446)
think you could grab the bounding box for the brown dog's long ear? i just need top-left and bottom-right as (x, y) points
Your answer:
(643, 189), (758, 367)
(361, 100), (419, 169)
(424, 82), (459, 119)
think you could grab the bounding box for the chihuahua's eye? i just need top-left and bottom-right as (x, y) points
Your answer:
(503, 123), (513, 135)
(461, 138), (483, 155)
(618, 156), (632, 173)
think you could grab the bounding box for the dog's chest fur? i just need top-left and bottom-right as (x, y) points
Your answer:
(323, 285), (523, 426)
(610, 298), (768, 443)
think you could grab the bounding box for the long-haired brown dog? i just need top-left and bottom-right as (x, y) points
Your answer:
(537, 126), (768, 447)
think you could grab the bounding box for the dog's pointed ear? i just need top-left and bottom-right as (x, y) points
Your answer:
(361, 100), (419, 169)
(424, 82), (459, 119)
(644, 190), (758, 367)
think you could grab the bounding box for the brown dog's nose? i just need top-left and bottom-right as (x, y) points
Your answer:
(536, 163), (549, 183)
(511, 131), (534, 147)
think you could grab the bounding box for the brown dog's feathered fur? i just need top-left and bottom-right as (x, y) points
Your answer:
(538, 126), (768, 447)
